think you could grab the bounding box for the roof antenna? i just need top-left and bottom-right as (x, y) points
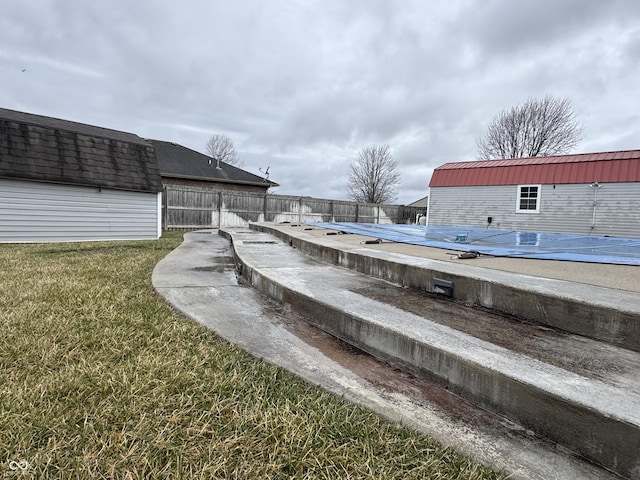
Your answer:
(259, 166), (270, 180)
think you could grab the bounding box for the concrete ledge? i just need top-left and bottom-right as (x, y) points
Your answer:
(222, 227), (640, 479)
(250, 222), (640, 353)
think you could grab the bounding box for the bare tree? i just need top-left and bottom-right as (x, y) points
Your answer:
(476, 95), (584, 159)
(206, 134), (242, 167)
(347, 144), (400, 204)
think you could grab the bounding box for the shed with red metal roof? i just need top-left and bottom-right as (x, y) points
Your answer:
(427, 150), (640, 238)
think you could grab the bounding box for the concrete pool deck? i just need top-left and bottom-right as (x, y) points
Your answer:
(271, 222), (640, 292)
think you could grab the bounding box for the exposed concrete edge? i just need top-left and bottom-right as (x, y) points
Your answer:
(222, 227), (640, 479)
(250, 222), (640, 353)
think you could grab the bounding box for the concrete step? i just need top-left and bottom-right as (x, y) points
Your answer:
(251, 222), (640, 353)
(222, 226), (640, 479)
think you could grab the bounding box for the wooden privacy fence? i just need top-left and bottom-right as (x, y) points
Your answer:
(163, 186), (426, 229)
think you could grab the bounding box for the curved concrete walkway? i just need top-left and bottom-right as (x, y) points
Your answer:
(152, 230), (618, 480)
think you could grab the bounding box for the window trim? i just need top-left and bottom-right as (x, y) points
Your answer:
(516, 184), (541, 213)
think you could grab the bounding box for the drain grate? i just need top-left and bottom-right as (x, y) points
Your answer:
(242, 241), (278, 244)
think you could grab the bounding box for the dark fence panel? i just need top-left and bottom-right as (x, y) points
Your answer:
(265, 195), (300, 223)
(164, 186), (218, 229)
(399, 206), (427, 224)
(221, 191), (265, 226)
(329, 201), (351, 223)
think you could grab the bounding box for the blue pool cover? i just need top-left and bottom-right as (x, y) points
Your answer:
(309, 222), (640, 266)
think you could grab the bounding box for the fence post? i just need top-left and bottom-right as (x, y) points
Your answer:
(263, 194), (268, 222)
(330, 200), (334, 223)
(376, 205), (381, 224)
(163, 186), (168, 230)
(298, 197), (303, 224)
(217, 191), (223, 228)
(355, 203), (359, 223)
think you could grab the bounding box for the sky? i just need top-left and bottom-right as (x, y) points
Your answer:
(1, 1), (639, 204)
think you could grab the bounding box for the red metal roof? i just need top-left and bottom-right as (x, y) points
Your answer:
(429, 150), (640, 187)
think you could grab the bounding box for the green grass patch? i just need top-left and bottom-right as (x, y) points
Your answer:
(0, 232), (507, 479)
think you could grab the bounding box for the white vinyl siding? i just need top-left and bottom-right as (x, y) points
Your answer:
(0, 178), (160, 242)
(428, 182), (640, 238)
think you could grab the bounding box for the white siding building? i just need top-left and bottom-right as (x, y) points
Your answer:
(428, 150), (640, 238)
(0, 108), (163, 243)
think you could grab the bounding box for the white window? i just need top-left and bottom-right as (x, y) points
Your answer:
(516, 185), (541, 213)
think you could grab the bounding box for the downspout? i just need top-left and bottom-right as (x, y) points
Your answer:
(589, 182), (601, 233)
(425, 193), (431, 226)
(157, 190), (163, 238)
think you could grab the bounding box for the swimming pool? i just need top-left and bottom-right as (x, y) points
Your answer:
(309, 222), (640, 266)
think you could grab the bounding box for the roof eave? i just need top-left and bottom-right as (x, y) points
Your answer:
(161, 173), (278, 188)
(0, 174), (163, 193)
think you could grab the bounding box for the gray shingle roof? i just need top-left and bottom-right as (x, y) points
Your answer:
(151, 139), (278, 187)
(0, 108), (163, 192)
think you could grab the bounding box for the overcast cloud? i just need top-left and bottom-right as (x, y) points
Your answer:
(2, 0), (639, 203)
